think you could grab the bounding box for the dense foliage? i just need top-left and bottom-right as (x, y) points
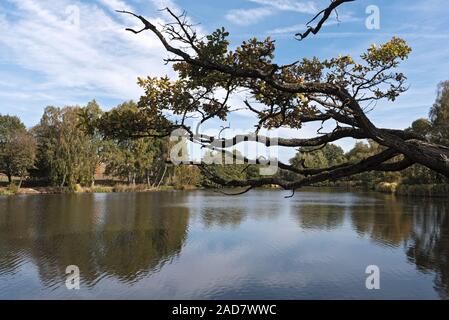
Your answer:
(109, 5), (449, 195)
(31, 103), (102, 189)
(2, 2), (449, 195)
(0, 100), (200, 191)
(0, 115), (36, 185)
(284, 81), (449, 190)
(1, 79), (449, 194)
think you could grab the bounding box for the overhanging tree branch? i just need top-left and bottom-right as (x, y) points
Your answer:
(200, 148), (401, 190)
(295, 0), (356, 41)
(112, 2), (449, 194)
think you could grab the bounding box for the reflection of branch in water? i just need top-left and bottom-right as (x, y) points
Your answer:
(216, 186), (253, 196)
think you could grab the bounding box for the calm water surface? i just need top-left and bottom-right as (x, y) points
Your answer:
(0, 190), (448, 299)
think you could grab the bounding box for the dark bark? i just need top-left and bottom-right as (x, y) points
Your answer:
(295, 0), (355, 40)
(117, 2), (449, 191)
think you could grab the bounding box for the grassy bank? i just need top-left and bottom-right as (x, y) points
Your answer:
(0, 185), (18, 196)
(375, 182), (399, 194)
(2, 182), (447, 198)
(375, 182), (449, 198)
(395, 184), (449, 197)
(0, 183), (200, 196)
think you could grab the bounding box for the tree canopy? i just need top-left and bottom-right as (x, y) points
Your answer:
(430, 81), (449, 146)
(108, 0), (449, 195)
(32, 103), (102, 189)
(0, 114), (36, 185)
(98, 101), (168, 186)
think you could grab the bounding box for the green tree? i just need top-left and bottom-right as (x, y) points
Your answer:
(0, 115), (36, 185)
(410, 118), (432, 141)
(287, 144), (345, 185)
(102, 137), (162, 185)
(113, 3), (449, 192)
(33, 103), (101, 189)
(201, 150), (247, 188)
(429, 81), (449, 146)
(400, 115), (446, 185)
(168, 165), (202, 188)
(346, 141), (402, 188)
(98, 101), (167, 186)
(292, 144), (346, 170)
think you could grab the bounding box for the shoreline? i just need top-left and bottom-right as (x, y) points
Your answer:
(1, 183), (448, 198)
(0, 184), (200, 197)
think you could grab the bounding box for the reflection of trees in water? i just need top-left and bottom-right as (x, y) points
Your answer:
(349, 198), (413, 247)
(292, 195), (449, 298)
(201, 208), (245, 228)
(348, 196), (449, 299)
(0, 193), (189, 287)
(294, 205), (345, 231)
(405, 200), (449, 299)
(2, 192), (449, 297)
(197, 191), (282, 228)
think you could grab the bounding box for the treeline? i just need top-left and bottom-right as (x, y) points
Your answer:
(0, 98), (258, 193)
(279, 81), (449, 195)
(1, 81), (449, 195)
(282, 140), (448, 191)
(0, 100), (202, 192)
(203, 81), (449, 194)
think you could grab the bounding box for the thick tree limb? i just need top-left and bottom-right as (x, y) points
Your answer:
(190, 127), (420, 149)
(197, 127), (365, 148)
(117, 3), (449, 192)
(200, 148), (400, 190)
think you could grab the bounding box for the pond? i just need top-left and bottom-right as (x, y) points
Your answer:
(0, 190), (448, 299)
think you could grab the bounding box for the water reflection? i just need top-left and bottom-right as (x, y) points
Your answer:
(201, 208), (246, 228)
(405, 201), (449, 298)
(350, 196), (413, 247)
(0, 193), (189, 288)
(295, 205), (346, 231)
(0, 190), (449, 299)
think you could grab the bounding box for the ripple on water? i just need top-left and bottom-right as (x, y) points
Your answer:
(0, 190), (448, 299)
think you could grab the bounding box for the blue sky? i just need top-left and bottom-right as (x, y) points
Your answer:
(1, 0), (449, 158)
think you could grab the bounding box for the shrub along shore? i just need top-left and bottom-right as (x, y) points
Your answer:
(375, 182), (449, 198)
(2, 85), (449, 198)
(1, 181), (447, 198)
(0, 183), (199, 196)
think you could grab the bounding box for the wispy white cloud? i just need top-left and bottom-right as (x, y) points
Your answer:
(0, 0), (173, 120)
(267, 11), (361, 35)
(398, 0), (448, 13)
(225, 0), (317, 26)
(98, 0), (132, 11)
(225, 7), (273, 26)
(248, 0), (317, 13)
(150, 0), (179, 10)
